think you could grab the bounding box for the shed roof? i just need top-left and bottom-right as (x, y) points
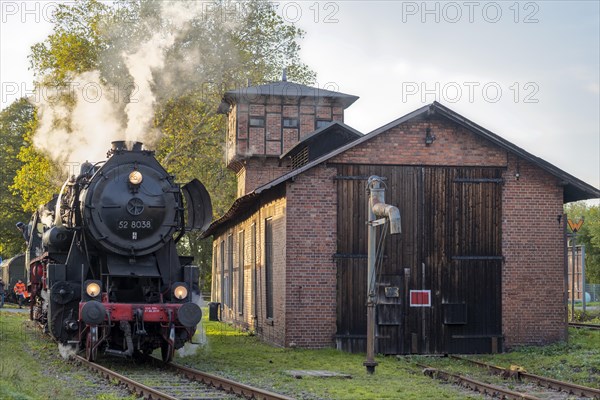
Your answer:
(203, 102), (600, 237)
(221, 81), (359, 109)
(280, 121), (363, 160)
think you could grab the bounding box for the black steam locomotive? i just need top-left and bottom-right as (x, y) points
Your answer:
(21, 141), (212, 362)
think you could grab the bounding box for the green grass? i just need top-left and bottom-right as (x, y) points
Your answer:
(0, 311), (74, 400)
(0, 311), (138, 400)
(176, 311), (600, 399)
(176, 314), (477, 399)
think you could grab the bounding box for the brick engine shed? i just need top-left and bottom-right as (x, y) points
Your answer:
(205, 80), (600, 354)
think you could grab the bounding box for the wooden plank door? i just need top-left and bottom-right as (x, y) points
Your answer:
(424, 167), (503, 353)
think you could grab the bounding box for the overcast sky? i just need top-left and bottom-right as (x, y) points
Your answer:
(1, 1), (599, 193)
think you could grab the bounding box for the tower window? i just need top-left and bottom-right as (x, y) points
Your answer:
(249, 117), (265, 127)
(316, 119), (332, 129)
(283, 118), (298, 128)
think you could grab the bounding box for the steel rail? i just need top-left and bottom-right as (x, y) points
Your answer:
(417, 363), (541, 400)
(569, 322), (600, 330)
(163, 360), (296, 400)
(450, 355), (600, 399)
(74, 355), (178, 400)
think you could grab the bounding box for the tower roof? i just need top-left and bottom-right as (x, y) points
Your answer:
(221, 81), (359, 109)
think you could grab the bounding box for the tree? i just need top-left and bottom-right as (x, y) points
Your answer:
(10, 114), (64, 214)
(0, 99), (36, 258)
(29, 0), (110, 84)
(565, 202), (600, 284)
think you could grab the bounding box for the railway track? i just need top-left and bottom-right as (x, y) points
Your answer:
(419, 355), (600, 399)
(74, 355), (295, 400)
(450, 355), (600, 398)
(569, 322), (600, 330)
(419, 364), (540, 400)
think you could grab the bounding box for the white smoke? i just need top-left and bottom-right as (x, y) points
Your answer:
(33, 71), (124, 165)
(177, 293), (207, 358)
(58, 343), (77, 360)
(32, 1), (209, 165)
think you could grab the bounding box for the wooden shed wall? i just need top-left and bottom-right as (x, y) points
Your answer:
(335, 164), (503, 354)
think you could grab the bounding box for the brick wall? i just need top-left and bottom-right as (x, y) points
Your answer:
(239, 158), (291, 196)
(501, 154), (566, 348)
(332, 117), (507, 167)
(228, 97), (343, 164)
(285, 164), (338, 348)
(211, 196), (288, 347)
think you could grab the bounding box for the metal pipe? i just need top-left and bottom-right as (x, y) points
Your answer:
(582, 245), (586, 314)
(372, 203), (401, 234)
(571, 235), (576, 321)
(364, 176), (401, 374)
(364, 180), (378, 374)
(54, 179), (71, 227)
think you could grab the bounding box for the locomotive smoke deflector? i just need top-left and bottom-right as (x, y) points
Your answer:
(182, 178), (213, 232)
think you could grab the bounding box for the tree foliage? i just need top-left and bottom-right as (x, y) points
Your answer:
(29, 0), (109, 83)
(565, 202), (600, 284)
(10, 115), (64, 214)
(0, 99), (36, 258)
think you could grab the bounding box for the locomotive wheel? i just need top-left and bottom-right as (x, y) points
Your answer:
(161, 341), (174, 363)
(86, 332), (98, 362)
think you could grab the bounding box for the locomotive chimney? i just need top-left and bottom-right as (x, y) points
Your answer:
(111, 141), (126, 152)
(131, 141), (143, 152)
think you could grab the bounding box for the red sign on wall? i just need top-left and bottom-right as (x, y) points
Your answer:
(410, 290), (431, 307)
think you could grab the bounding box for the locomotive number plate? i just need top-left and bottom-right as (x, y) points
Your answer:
(117, 220), (152, 229)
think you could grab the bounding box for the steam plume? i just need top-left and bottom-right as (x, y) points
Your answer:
(32, 1), (213, 165)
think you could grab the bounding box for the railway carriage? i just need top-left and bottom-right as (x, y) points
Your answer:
(1, 254), (26, 304)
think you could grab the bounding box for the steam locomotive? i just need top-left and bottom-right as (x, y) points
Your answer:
(20, 141), (212, 362)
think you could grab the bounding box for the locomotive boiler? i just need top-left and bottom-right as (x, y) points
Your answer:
(22, 141), (212, 362)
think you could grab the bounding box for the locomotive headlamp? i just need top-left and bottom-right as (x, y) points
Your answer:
(129, 170), (143, 185)
(83, 280), (102, 301)
(86, 282), (101, 297)
(173, 283), (188, 300)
